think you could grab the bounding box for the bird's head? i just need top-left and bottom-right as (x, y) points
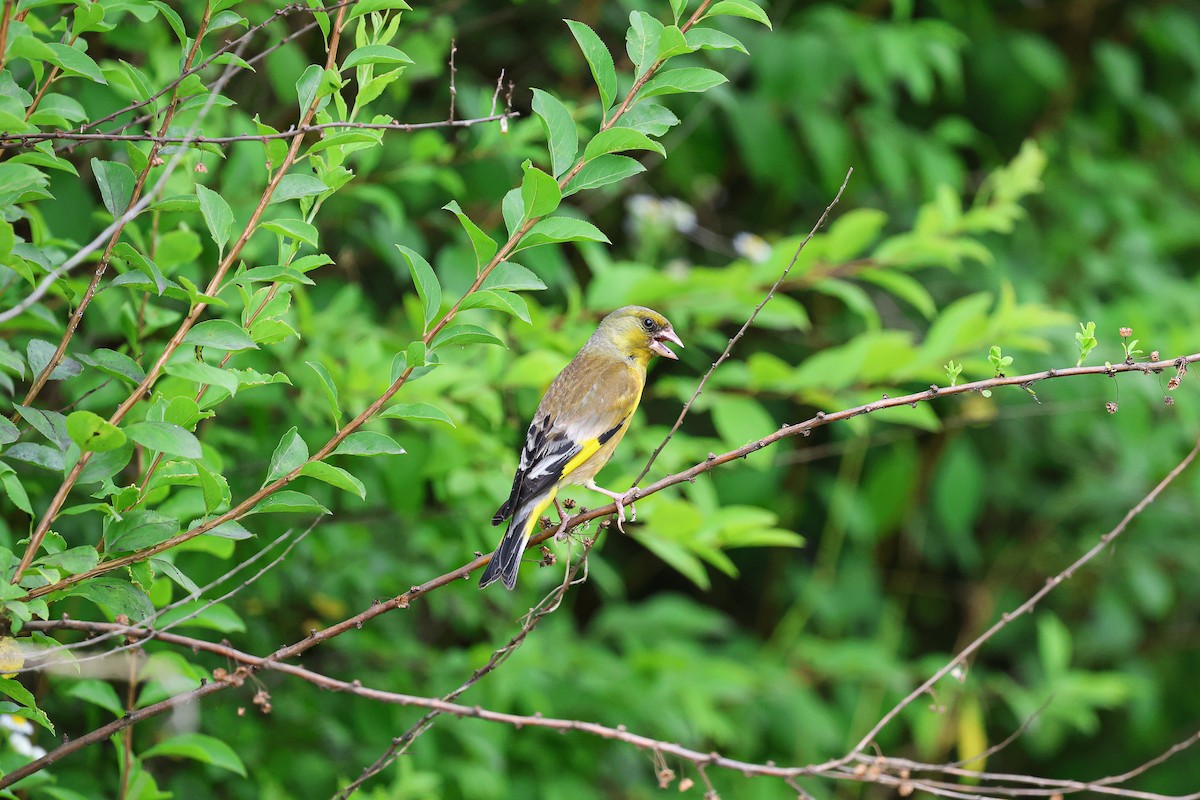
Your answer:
(594, 306), (684, 366)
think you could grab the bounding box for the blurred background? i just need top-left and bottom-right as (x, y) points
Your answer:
(9, 0), (1200, 797)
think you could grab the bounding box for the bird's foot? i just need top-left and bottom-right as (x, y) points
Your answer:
(585, 481), (637, 533)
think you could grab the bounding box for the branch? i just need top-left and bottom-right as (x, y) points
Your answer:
(634, 167), (853, 484)
(0, 115), (519, 147)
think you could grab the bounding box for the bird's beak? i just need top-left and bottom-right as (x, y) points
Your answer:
(649, 327), (683, 360)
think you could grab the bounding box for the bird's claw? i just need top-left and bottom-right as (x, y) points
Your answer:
(612, 488), (639, 532)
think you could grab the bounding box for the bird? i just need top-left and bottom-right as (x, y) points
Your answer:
(479, 306), (683, 590)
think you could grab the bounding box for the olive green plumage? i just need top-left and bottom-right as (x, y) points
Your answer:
(480, 306), (683, 589)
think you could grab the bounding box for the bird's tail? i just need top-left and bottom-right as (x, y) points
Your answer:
(479, 489), (557, 590)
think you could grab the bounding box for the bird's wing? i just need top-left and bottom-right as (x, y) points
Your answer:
(492, 356), (641, 525)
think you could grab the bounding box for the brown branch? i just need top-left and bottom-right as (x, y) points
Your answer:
(334, 536), (599, 799)
(839, 434), (1200, 762)
(633, 167), (853, 484)
(2, 114), (519, 148)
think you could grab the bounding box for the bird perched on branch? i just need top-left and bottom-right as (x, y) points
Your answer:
(479, 306), (684, 590)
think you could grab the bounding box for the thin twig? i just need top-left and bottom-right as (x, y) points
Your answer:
(3, 115), (519, 147)
(633, 167), (853, 484)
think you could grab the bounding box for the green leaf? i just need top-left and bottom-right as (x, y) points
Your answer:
(182, 319), (257, 352)
(479, 262), (546, 292)
(685, 28), (748, 54)
(435, 324), (506, 349)
(0, 417), (18, 445)
(250, 490), (330, 516)
(520, 160), (562, 219)
(266, 427), (308, 484)
(46, 41), (107, 83)
(565, 19), (617, 112)
(1, 469), (32, 515)
(712, 395), (775, 449)
(68, 577), (154, 622)
(396, 245), (441, 333)
(27, 338), (82, 381)
(564, 154), (646, 196)
(5, 443), (65, 471)
(66, 411), (127, 453)
(379, 402), (455, 427)
(90, 159), (135, 217)
(11, 404), (61, 447)
(299, 462), (365, 499)
(195, 184), (233, 255)
(638, 67), (728, 99)
(295, 63), (323, 115)
(670, 0), (689, 21)
(858, 269), (937, 320)
(270, 173), (328, 205)
(111, 242), (169, 295)
(704, 0), (772, 28)
(143, 733), (246, 777)
(514, 217), (610, 253)
(35, 546), (100, 574)
(341, 44), (413, 71)
(106, 510), (180, 552)
(65, 679), (124, 717)
(824, 208), (889, 262)
(443, 201), (498, 269)
(583, 128), (666, 161)
(124, 422), (202, 459)
(151, 558), (201, 596)
(656, 25), (694, 60)
(75, 348), (147, 386)
(531, 89), (578, 179)
(164, 360), (239, 397)
(626, 11), (664, 77)
(306, 361), (342, 426)
(501, 187), (525, 237)
(331, 431), (406, 457)
(261, 218), (319, 247)
(0, 677), (53, 731)
(459, 289), (531, 323)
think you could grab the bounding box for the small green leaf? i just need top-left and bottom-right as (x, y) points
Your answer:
(520, 160), (562, 219)
(379, 402), (455, 427)
(90, 159), (135, 217)
(704, 0), (772, 28)
(531, 89), (578, 179)
(46, 41), (107, 83)
(396, 245), (441, 333)
(341, 44), (413, 71)
(435, 324), (506, 349)
(35, 545), (100, 574)
(68, 577), (154, 622)
(27, 339), (82, 381)
(443, 201), (498, 269)
(270, 173), (328, 205)
(266, 427), (308, 484)
(164, 360), (239, 397)
(299, 461), (365, 500)
(143, 733), (246, 777)
(1, 469), (32, 515)
(260, 218), (319, 247)
(306, 361), (342, 426)
(638, 67), (728, 99)
(0, 417), (18, 445)
(124, 422), (202, 459)
(565, 19), (617, 112)
(249, 490), (330, 516)
(479, 262), (547, 292)
(331, 431), (406, 457)
(684, 28), (748, 54)
(514, 217), (610, 253)
(106, 510), (180, 552)
(66, 679), (124, 717)
(626, 11), (664, 77)
(583, 128), (666, 161)
(195, 184), (233, 255)
(5, 443), (65, 471)
(76, 348), (147, 386)
(459, 289), (531, 323)
(656, 25), (694, 60)
(615, 103), (681, 137)
(182, 319), (257, 352)
(295, 63), (323, 115)
(564, 154), (646, 196)
(501, 187), (525, 237)
(66, 411), (127, 453)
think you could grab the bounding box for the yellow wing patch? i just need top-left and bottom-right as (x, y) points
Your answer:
(560, 438), (602, 479)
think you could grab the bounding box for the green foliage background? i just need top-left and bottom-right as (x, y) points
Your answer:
(0, 0), (1198, 798)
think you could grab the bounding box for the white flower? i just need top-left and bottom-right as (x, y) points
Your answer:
(0, 714), (32, 735)
(661, 198), (697, 233)
(9, 733), (44, 759)
(732, 232), (771, 263)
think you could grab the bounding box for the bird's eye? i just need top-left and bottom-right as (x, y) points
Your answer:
(641, 317), (656, 331)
